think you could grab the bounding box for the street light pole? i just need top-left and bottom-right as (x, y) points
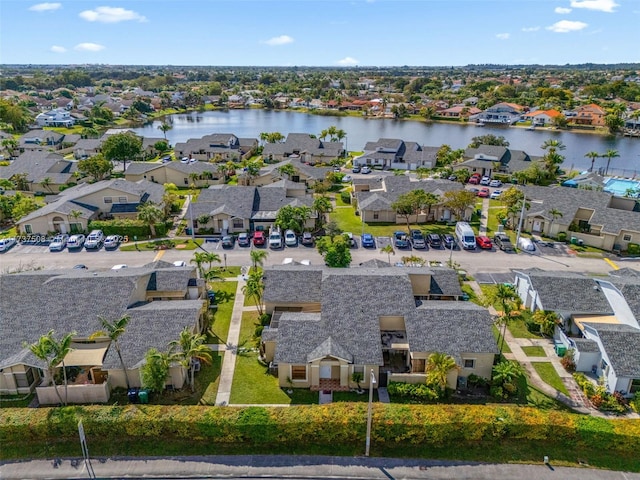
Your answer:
(515, 197), (527, 250)
(365, 368), (376, 457)
(188, 194), (195, 243)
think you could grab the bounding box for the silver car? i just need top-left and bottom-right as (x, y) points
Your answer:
(49, 234), (69, 252)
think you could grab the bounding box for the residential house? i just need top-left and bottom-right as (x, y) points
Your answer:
(16, 178), (165, 235)
(438, 105), (482, 119)
(262, 133), (344, 165)
(261, 265), (497, 391)
(0, 151), (78, 193)
(453, 145), (539, 177)
(174, 133), (258, 162)
(73, 138), (103, 159)
(571, 104), (606, 127)
(19, 130), (65, 152)
(186, 184), (315, 234)
(513, 268), (640, 397)
(471, 102), (526, 125)
(353, 138), (438, 170)
(354, 175), (469, 223)
(125, 160), (224, 187)
(240, 158), (331, 187)
(520, 185), (640, 251)
(35, 108), (75, 128)
(0, 262), (207, 403)
(522, 109), (562, 126)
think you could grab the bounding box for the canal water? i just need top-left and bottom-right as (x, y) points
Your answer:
(131, 109), (640, 176)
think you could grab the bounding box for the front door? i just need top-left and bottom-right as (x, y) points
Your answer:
(320, 365), (331, 379)
(533, 220), (543, 232)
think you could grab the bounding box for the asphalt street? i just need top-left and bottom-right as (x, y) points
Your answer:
(1, 235), (636, 277)
(1, 455), (638, 480)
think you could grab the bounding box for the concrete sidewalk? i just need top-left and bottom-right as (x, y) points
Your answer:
(2, 455), (637, 480)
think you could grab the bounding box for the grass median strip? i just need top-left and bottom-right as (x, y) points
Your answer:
(532, 362), (570, 396)
(521, 346), (546, 357)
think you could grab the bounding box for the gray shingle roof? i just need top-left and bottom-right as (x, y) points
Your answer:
(572, 337), (600, 353)
(0, 151), (76, 185)
(429, 268), (464, 297)
(584, 323), (640, 377)
(263, 266), (323, 304)
(262, 133), (343, 159)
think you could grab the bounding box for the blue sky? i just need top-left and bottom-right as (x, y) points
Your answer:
(2, 0), (638, 66)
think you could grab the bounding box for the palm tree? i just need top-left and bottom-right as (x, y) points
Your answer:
(242, 271), (265, 315)
(277, 163), (296, 179)
(158, 122), (172, 140)
(28, 330), (75, 405)
(69, 209), (83, 233)
(381, 244), (395, 265)
(491, 283), (517, 355)
(137, 202), (164, 237)
(548, 208), (563, 237)
(190, 252), (209, 278)
(584, 151), (600, 173)
(91, 316), (131, 389)
(533, 310), (560, 337)
(603, 149), (620, 176)
(492, 360), (524, 387)
(40, 177), (53, 194)
(203, 252), (221, 272)
(169, 327), (213, 392)
(312, 196), (333, 228)
(425, 352), (457, 392)
(250, 249), (268, 271)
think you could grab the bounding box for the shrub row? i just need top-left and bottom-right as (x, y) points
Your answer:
(387, 382), (440, 401)
(2, 404), (639, 453)
(573, 373), (627, 413)
(88, 219), (168, 238)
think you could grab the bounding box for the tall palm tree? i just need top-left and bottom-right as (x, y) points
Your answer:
(249, 249), (268, 271)
(190, 252), (209, 278)
(584, 151), (600, 173)
(492, 284), (517, 355)
(425, 352), (457, 391)
(203, 252), (221, 272)
(69, 209), (83, 233)
(312, 196), (333, 228)
(91, 316), (131, 389)
(603, 149), (620, 176)
(28, 330), (75, 405)
(137, 202), (164, 237)
(40, 177), (52, 194)
(548, 208), (563, 237)
(533, 310), (560, 337)
(169, 327), (213, 392)
(158, 122), (172, 140)
(242, 271), (265, 315)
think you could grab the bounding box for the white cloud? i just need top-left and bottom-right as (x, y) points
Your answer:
(50, 45), (66, 53)
(522, 26), (540, 32)
(546, 20), (588, 32)
(29, 2), (61, 12)
(261, 35), (294, 46)
(496, 33), (510, 40)
(74, 42), (106, 52)
(79, 6), (147, 23)
(337, 56), (358, 66)
(555, 7), (572, 13)
(570, 0), (618, 12)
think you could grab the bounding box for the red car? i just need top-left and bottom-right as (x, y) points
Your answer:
(252, 231), (265, 246)
(468, 176), (480, 185)
(476, 235), (493, 249)
(477, 187), (490, 198)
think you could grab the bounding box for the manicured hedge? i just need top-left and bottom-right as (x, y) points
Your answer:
(2, 404), (639, 455)
(88, 219), (168, 238)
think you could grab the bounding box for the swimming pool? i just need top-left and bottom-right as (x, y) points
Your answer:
(604, 178), (640, 196)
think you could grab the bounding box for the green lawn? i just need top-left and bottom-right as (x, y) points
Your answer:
(330, 205), (455, 238)
(515, 370), (569, 410)
(507, 316), (540, 339)
(532, 362), (570, 396)
(492, 324), (512, 354)
(207, 281), (237, 344)
(238, 311), (260, 347)
(521, 346), (547, 357)
(0, 394), (34, 408)
(230, 353), (291, 404)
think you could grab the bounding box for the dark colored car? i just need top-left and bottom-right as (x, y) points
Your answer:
(253, 231), (266, 246)
(222, 235), (235, 248)
(410, 230), (426, 249)
(301, 231), (314, 246)
(394, 231), (410, 249)
(352, 165), (361, 173)
(427, 233), (442, 248)
(441, 234), (456, 250)
(494, 233), (514, 252)
(237, 232), (250, 247)
(361, 233), (375, 248)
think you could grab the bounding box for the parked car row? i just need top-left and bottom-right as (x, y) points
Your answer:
(216, 229), (318, 250)
(468, 172), (503, 188)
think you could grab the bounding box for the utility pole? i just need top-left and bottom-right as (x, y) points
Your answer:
(365, 369), (376, 457)
(515, 197), (527, 250)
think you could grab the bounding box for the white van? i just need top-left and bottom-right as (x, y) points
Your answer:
(455, 222), (476, 250)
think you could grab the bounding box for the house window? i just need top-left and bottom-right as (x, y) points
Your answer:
(353, 365), (364, 375)
(118, 196), (127, 204)
(232, 219), (243, 229)
(24, 224), (33, 234)
(631, 379), (640, 394)
(184, 178), (189, 185)
(373, 212), (379, 220)
(291, 365), (307, 381)
(623, 234), (632, 242)
(103, 197), (112, 204)
(463, 359), (475, 369)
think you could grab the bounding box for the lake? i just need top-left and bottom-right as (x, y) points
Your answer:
(131, 109), (640, 176)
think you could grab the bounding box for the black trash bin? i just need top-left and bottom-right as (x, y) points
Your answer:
(127, 388), (139, 403)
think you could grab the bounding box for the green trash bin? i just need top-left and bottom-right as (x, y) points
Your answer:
(138, 389), (149, 404)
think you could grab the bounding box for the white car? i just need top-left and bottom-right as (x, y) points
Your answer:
(180, 157), (190, 163)
(341, 175), (353, 183)
(111, 264), (128, 270)
(489, 179), (503, 187)
(284, 229), (297, 247)
(268, 228), (283, 249)
(0, 237), (16, 252)
(173, 260), (187, 267)
(49, 234), (69, 252)
(490, 190), (503, 200)
(361, 166), (372, 174)
(67, 234), (85, 250)
(103, 235), (121, 250)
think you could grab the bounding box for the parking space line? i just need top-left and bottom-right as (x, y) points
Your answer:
(153, 250), (165, 262)
(604, 258), (619, 270)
